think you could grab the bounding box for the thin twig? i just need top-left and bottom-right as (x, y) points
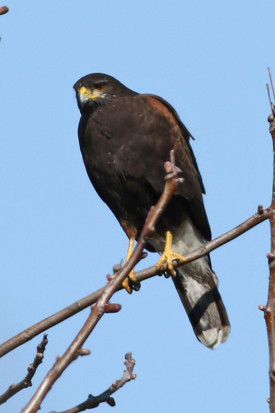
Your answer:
(55, 347), (91, 365)
(267, 68), (275, 116)
(49, 353), (136, 413)
(20, 155), (180, 413)
(0, 334), (48, 405)
(0, 207), (270, 360)
(268, 68), (275, 103)
(264, 68), (275, 413)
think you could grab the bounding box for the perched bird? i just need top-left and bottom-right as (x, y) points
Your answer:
(74, 73), (230, 349)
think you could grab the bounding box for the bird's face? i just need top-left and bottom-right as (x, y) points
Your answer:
(74, 78), (109, 113)
(74, 73), (137, 114)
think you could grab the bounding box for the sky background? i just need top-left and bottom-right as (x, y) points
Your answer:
(1, 1), (275, 412)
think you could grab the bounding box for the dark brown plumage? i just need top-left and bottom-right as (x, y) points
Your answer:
(74, 73), (230, 348)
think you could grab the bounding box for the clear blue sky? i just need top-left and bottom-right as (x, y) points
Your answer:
(1, 1), (274, 412)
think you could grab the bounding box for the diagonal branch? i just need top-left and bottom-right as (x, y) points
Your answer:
(0, 334), (48, 404)
(20, 154), (181, 413)
(0, 207), (270, 360)
(49, 353), (136, 413)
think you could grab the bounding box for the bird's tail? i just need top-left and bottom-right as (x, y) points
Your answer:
(172, 259), (230, 349)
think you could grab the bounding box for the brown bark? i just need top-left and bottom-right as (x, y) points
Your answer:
(265, 111), (275, 412)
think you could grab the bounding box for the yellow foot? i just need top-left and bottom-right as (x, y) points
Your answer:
(122, 269), (139, 294)
(156, 231), (187, 276)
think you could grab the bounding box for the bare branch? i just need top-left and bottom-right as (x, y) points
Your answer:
(20, 157), (180, 413)
(49, 353), (136, 413)
(55, 348), (91, 365)
(0, 207), (270, 360)
(0, 334), (48, 404)
(263, 69), (275, 412)
(0, 289), (104, 359)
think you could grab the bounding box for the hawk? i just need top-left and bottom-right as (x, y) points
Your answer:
(74, 73), (230, 348)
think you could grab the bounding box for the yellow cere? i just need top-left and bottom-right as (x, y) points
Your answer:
(79, 86), (102, 99)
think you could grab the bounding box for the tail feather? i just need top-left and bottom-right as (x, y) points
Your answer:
(173, 265), (230, 349)
(148, 215), (230, 348)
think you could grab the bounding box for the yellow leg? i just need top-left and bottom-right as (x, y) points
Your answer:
(125, 237), (135, 262)
(122, 237), (138, 293)
(156, 231), (186, 276)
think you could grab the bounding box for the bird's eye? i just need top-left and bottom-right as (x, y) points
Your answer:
(94, 83), (105, 91)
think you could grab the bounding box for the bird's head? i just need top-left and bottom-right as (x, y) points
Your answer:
(73, 73), (136, 114)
